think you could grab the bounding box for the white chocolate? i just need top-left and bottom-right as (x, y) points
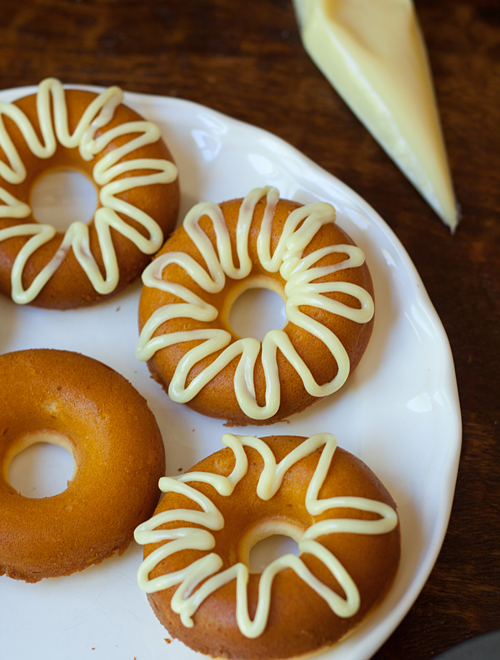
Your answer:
(0, 78), (178, 304)
(136, 187), (374, 420)
(293, 0), (458, 230)
(134, 433), (398, 639)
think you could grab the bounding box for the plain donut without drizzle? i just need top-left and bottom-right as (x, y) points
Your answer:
(0, 348), (166, 582)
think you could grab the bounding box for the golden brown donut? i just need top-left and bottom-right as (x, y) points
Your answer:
(136, 186), (374, 425)
(0, 348), (166, 582)
(135, 433), (400, 660)
(0, 78), (180, 309)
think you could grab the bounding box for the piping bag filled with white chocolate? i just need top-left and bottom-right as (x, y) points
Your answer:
(293, 0), (459, 231)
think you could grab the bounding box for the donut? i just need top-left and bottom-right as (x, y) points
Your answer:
(136, 186), (375, 425)
(0, 78), (180, 309)
(135, 433), (400, 660)
(0, 348), (166, 582)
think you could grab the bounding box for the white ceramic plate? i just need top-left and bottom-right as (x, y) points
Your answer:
(0, 85), (461, 660)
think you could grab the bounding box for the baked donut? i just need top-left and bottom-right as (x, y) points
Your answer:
(0, 78), (179, 309)
(136, 186), (374, 425)
(135, 433), (400, 660)
(0, 348), (166, 582)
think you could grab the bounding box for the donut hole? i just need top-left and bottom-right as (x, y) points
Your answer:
(225, 277), (287, 340)
(238, 520), (303, 573)
(6, 430), (76, 498)
(248, 534), (301, 573)
(30, 168), (98, 231)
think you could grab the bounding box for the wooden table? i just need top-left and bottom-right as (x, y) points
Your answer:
(0, 1), (498, 658)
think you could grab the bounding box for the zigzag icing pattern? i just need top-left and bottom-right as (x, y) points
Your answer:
(134, 433), (398, 639)
(0, 78), (178, 304)
(136, 187), (374, 420)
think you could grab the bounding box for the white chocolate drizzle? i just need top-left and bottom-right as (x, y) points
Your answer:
(0, 78), (178, 304)
(134, 433), (398, 639)
(136, 187), (374, 420)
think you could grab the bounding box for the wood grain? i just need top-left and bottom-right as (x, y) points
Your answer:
(1, 0), (499, 658)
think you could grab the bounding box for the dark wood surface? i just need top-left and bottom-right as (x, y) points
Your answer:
(1, 0), (499, 658)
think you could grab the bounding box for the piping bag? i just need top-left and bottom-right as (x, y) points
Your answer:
(293, 0), (459, 231)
